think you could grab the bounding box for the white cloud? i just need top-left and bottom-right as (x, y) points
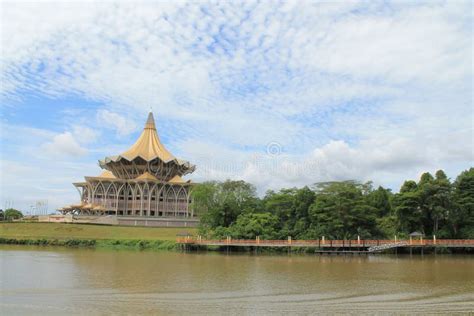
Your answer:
(182, 131), (473, 194)
(96, 109), (138, 136)
(42, 132), (88, 156)
(72, 125), (99, 144)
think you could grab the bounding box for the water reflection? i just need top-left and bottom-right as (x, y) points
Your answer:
(1, 246), (473, 315)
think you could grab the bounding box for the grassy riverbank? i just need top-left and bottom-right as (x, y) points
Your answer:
(0, 222), (197, 251)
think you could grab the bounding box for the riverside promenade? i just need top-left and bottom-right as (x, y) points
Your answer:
(177, 237), (474, 253)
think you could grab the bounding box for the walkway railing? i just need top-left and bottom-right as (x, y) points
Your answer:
(176, 237), (474, 248)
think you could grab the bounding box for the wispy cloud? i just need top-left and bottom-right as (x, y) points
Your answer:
(96, 109), (137, 136)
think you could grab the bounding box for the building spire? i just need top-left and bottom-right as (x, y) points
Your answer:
(145, 111), (156, 130)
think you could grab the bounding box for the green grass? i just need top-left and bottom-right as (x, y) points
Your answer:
(0, 237), (179, 251)
(0, 222), (197, 242)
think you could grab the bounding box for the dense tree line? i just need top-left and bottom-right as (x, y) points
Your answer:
(193, 168), (474, 240)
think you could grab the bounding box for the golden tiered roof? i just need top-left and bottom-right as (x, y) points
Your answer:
(169, 175), (184, 183)
(98, 112), (195, 173)
(135, 171), (158, 181)
(100, 112), (178, 163)
(120, 112), (175, 162)
(83, 170), (118, 182)
(98, 170), (116, 179)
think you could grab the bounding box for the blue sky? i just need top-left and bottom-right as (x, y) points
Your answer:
(1, 1), (473, 212)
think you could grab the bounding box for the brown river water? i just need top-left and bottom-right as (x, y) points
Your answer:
(0, 245), (473, 315)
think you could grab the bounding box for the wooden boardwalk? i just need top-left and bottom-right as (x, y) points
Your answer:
(177, 237), (474, 253)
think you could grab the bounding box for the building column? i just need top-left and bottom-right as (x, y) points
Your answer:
(139, 183), (144, 216)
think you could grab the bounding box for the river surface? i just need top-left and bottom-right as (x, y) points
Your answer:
(0, 246), (473, 315)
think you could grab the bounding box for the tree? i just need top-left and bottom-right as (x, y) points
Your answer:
(435, 169), (448, 180)
(308, 181), (378, 239)
(428, 171), (452, 236)
(376, 215), (398, 239)
(293, 186), (315, 221)
(367, 186), (392, 217)
(451, 168), (474, 238)
(400, 180), (417, 193)
(194, 180), (259, 233)
(263, 186), (315, 238)
(417, 170), (452, 236)
(191, 181), (219, 217)
(228, 213), (279, 239)
(393, 191), (421, 234)
(4, 208), (23, 220)
(263, 188), (296, 229)
(419, 172), (435, 187)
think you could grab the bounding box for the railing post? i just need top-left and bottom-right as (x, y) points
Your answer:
(395, 235), (397, 243)
(433, 235), (436, 245)
(357, 235), (360, 245)
(410, 236), (412, 245)
(322, 236), (325, 245)
(288, 236), (292, 245)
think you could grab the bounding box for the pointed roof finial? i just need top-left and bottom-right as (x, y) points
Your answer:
(145, 111), (156, 130)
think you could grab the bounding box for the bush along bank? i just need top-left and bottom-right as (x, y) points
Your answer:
(0, 237), (177, 251)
